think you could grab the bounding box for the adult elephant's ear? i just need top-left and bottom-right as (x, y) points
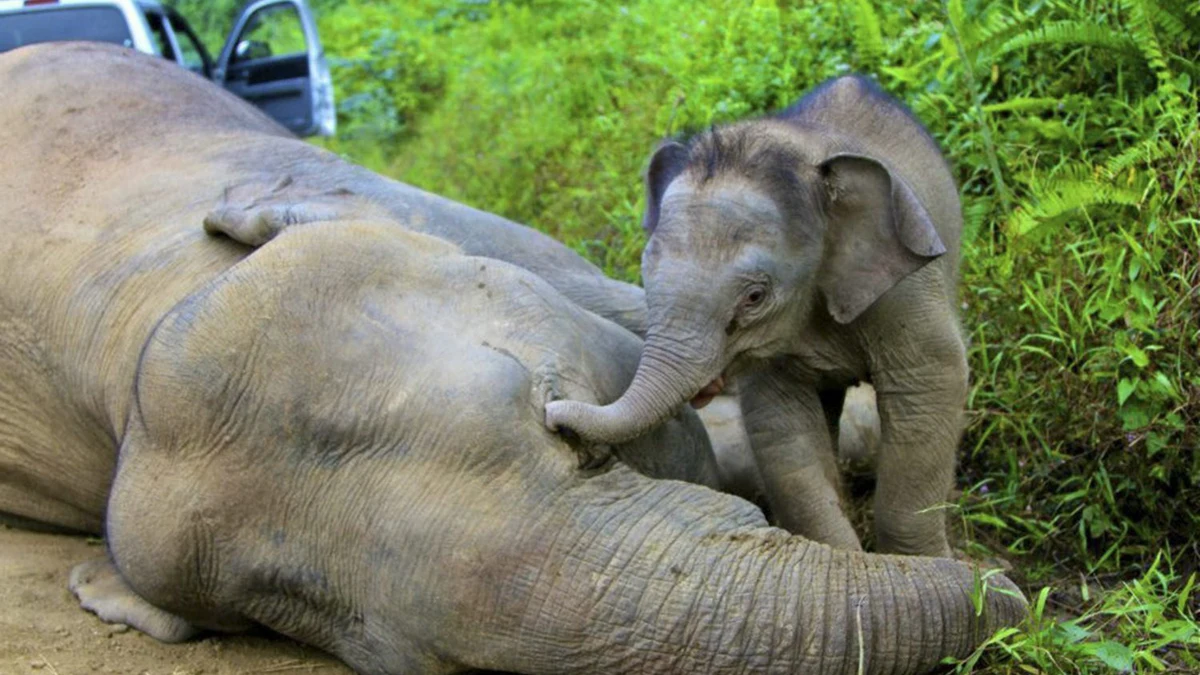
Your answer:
(203, 175), (369, 247)
(642, 141), (690, 234)
(817, 153), (946, 324)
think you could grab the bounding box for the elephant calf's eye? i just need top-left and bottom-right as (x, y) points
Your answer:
(742, 286), (767, 309)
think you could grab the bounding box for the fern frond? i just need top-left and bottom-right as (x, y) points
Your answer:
(1166, 54), (1200, 81)
(1122, 0), (1173, 85)
(1147, 0), (1199, 42)
(962, 194), (994, 241)
(1044, 163), (1106, 185)
(968, 2), (1038, 57)
(1007, 175), (1148, 238)
(994, 21), (1141, 58)
(850, 0), (885, 65)
(1104, 139), (1174, 176)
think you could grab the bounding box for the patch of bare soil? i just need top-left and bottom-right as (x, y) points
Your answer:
(0, 528), (350, 675)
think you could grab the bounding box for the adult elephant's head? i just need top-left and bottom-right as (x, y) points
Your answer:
(545, 121), (947, 444)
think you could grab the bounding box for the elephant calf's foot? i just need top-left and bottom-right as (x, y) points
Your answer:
(873, 508), (952, 558)
(69, 556), (199, 643)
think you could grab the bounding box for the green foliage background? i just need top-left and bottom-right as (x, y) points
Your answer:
(173, 0), (1197, 670)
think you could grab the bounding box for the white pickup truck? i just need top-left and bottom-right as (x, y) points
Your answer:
(0, 0), (335, 136)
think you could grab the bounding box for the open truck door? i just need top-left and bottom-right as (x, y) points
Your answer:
(213, 0), (334, 137)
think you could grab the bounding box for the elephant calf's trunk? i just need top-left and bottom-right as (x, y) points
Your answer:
(545, 341), (718, 444)
(543, 399), (654, 445)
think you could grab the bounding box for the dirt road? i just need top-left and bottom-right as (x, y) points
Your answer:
(0, 528), (349, 675)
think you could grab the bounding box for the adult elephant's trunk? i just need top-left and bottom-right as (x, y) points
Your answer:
(454, 468), (1027, 674)
(545, 331), (722, 444)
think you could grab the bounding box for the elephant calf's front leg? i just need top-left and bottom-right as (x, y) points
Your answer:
(870, 328), (967, 558)
(740, 370), (861, 550)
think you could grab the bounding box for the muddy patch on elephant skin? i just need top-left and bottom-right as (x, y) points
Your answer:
(0, 527), (349, 675)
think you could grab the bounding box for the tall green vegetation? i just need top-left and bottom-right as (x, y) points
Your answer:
(173, 0), (1198, 670)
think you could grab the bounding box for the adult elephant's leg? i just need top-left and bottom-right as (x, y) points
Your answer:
(837, 383), (880, 467)
(695, 395), (765, 503)
(69, 556), (198, 642)
(740, 368), (861, 550)
(869, 319), (966, 558)
(99, 437), (258, 645)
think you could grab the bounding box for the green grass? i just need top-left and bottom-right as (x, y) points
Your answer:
(957, 548), (1198, 672)
(172, 0), (1199, 671)
(955, 484), (1200, 671)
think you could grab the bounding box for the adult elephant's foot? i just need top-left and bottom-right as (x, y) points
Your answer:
(69, 556), (199, 643)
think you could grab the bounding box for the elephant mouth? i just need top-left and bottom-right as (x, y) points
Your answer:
(689, 374), (727, 410)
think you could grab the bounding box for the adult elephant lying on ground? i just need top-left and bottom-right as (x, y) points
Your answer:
(0, 43), (1024, 674)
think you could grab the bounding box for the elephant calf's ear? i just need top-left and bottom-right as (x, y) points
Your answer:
(642, 141), (690, 234)
(817, 154), (946, 324)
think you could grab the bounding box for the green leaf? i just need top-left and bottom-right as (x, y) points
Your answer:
(1123, 342), (1150, 368)
(1117, 378), (1138, 405)
(1152, 372), (1177, 399)
(1150, 619), (1197, 642)
(1120, 405), (1152, 430)
(1081, 639), (1134, 671)
(981, 96), (1063, 113)
(1130, 282), (1157, 312)
(1033, 586), (1051, 618)
(1145, 432), (1168, 457)
(1179, 574), (1196, 615)
(1057, 621), (1091, 644)
(966, 513), (1010, 529)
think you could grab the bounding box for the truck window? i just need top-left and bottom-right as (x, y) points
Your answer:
(230, 4), (307, 65)
(166, 12), (208, 75)
(0, 7), (133, 53)
(143, 11), (178, 62)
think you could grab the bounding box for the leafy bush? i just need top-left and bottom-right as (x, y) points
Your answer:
(308, 0), (856, 275)
(315, 2), (452, 144)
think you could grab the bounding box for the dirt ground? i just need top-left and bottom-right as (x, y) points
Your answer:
(0, 527), (350, 675)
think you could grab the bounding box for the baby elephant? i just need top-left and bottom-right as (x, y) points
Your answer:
(547, 76), (966, 557)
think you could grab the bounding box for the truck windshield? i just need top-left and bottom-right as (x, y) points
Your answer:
(0, 8), (133, 53)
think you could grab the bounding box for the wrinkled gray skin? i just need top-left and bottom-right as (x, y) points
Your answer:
(546, 76), (966, 557)
(699, 384), (880, 506)
(0, 45), (1024, 675)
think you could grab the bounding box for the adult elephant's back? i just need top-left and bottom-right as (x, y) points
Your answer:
(0, 42), (647, 533)
(4, 42), (648, 337)
(0, 43), (275, 533)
